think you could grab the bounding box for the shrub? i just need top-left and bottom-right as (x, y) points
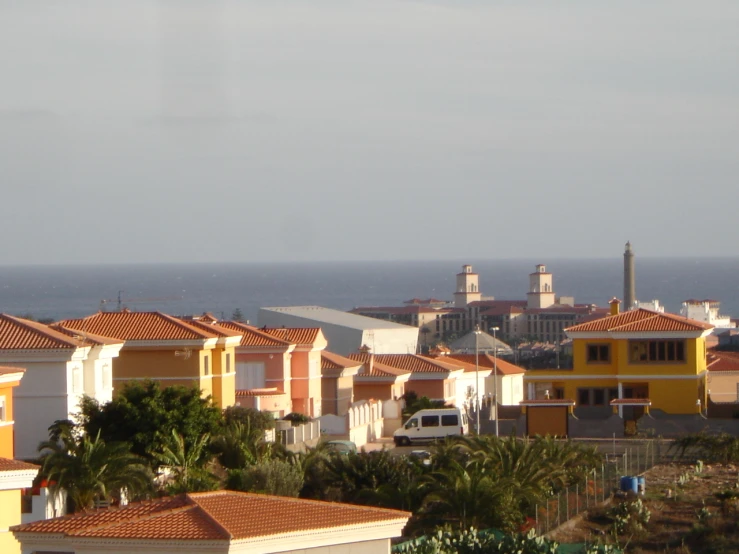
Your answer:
(283, 412), (312, 426)
(226, 459), (303, 497)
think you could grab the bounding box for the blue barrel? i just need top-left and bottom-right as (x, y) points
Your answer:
(637, 476), (646, 494)
(620, 476), (638, 494)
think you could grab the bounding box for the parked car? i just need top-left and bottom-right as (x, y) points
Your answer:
(324, 440), (357, 455)
(393, 408), (468, 446)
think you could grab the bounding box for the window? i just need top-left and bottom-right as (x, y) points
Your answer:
(0, 396), (5, 421)
(586, 344), (610, 363)
(204, 356), (210, 376)
(578, 388), (590, 406)
(421, 415), (440, 427)
(608, 388), (619, 402)
(593, 389), (606, 406)
(406, 418), (419, 429)
(236, 362), (265, 390)
(553, 387), (565, 399)
(629, 340), (686, 363)
(225, 353), (231, 373)
(441, 414), (459, 426)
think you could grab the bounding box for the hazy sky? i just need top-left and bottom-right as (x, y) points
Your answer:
(1, 1), (738, 264)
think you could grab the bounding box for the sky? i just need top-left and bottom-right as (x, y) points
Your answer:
(1, 0), (738, 265)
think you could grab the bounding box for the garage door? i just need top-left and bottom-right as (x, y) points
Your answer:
(527, 406), (568, 437)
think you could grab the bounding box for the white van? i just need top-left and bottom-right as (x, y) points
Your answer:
(393, 408), (468, 446)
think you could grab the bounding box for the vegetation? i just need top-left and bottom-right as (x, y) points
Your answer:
(150, 430), (219, 494)
(226, 459), (303, 497)
(79, 380), (222, 465)
(670, 432), (739, 464)
(402, 391), (446, 419)
(38, 421), (152, 512)
(395, 527), (560, 554)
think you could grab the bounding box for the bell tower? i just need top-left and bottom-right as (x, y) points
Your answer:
(454, 265), (482, 308)
(527, 264), (556, 309)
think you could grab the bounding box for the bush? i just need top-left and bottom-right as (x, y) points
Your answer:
(226, 459), (303, 497)
(395, 527), (559, 554)
(283, 412), (312, 426)
(223, 406), (276, 431)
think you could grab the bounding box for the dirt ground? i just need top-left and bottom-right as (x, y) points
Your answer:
(548, 462), (739, 553)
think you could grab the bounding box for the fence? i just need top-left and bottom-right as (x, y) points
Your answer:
(533, 439), (668, 535)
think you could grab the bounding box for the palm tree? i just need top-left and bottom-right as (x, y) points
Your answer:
(211, 420), (276, 469)
(151, 429), (218, 494)
(38, 424), (152, 513)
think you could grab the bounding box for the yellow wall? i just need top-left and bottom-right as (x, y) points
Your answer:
(113, 347), (223, 401)
(0, 382), (18, 459)
(209, 345), (236, 408)
(0, 489), (21, 554)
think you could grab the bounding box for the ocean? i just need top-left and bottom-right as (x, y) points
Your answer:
(0, 258), (737, 325)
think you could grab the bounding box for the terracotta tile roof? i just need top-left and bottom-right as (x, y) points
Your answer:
(58, 312), (217, 342)
(610, 398), (651, 406)
(48, 324), (124, 346)
(0, 458), (39, 472)
(350, 353), (460, 374)
(235, 388), (286, 397)
(0, 314), (85, 350)
(322, 351), (363, 371)
(440, 354), (526, 375)
(0, 366), (25, 376)
(262, 327), (321, 347)
(177, 318), (243, 339)
(13, 491), (411, 541)
(520, 399), (576, 406)
(707, 351), (739, 372)
(348, 354), (411, 379)
(565, 309), (713, 334)
(218, 321), (293, 348)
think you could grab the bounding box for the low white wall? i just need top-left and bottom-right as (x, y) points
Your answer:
(318, 400), (390, 449)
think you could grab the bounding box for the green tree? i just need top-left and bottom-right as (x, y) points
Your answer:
(38, 421), (152, 513)
(79, 380), (222, 466)
(211, 420), (278, 470)
(231, 308), (245, 323)
(151, 430), (218, 494)
(223, 406), (276, 431)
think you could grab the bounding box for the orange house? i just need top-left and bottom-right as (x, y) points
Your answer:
(58, 311), (241, 408)
(321, 352), (362, 416)
(0, 367), (39, 554)
(349, 354), (411, 403)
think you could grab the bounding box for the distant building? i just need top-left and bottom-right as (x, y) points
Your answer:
(258, 306), (419, 356)
(681, 299), (736, 329)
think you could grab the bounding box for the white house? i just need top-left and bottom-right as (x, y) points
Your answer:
(259, 306), (419, 355)
(0, 315), (123, 459)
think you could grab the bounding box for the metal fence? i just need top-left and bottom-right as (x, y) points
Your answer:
(533, 439), (668, 535)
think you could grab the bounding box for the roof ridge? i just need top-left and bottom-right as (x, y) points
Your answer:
(158, 313), (218, 339)
(186, 493), (234, 539)
(1, 314), (83, 348)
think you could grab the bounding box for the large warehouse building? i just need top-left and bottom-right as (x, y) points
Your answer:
(258, 306), (419, 356)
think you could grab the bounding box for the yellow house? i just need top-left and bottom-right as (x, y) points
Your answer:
(0, 367), (39, 554)
(524, 301), (714, 419)
(58, 311), (242, 408)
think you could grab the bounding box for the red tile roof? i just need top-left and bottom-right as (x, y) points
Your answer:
(48, 324), (124, 346)
(0, 314), (85, 350)
(565, 309), (713, 334)
(348, 354), (411, 379)
(59, 312), (217, 342)
(176, 318), (243, 339)
(0, 458), (39, 472)
(262, 327), (321, 347)
(322, 351), (363, 371)
(218, 321), (293, 348)
(0, 366), (25, 376)
(350, 353), (460, 374)
(13, 491), (410, 541)
(707, 351), (739, 373)
(440, 354), (526, 375)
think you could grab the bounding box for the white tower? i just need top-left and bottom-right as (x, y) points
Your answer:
(454, 265), (482, 308)
(527, 264), (555, 309)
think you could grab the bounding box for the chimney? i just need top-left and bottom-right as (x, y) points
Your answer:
(609, 298), (621, 316)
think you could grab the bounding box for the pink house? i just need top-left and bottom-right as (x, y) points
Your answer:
(218, 322), (327, 418)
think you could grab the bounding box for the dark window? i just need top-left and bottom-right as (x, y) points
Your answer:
(421, 415), (440, 427)
(630, 340), (686, 363)
(554, 388), (565, 399)
(587, 344), (610, 363)
(608, 388), (619, 402)
(578, 389), (591, 406)
(406, 418), (418, 429)
(441, 414), (459, 426)
(593, 389), (606, 406)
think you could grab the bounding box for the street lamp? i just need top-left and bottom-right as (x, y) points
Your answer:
(474, 325), (481, 434)
(490, 326), (500, 437)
